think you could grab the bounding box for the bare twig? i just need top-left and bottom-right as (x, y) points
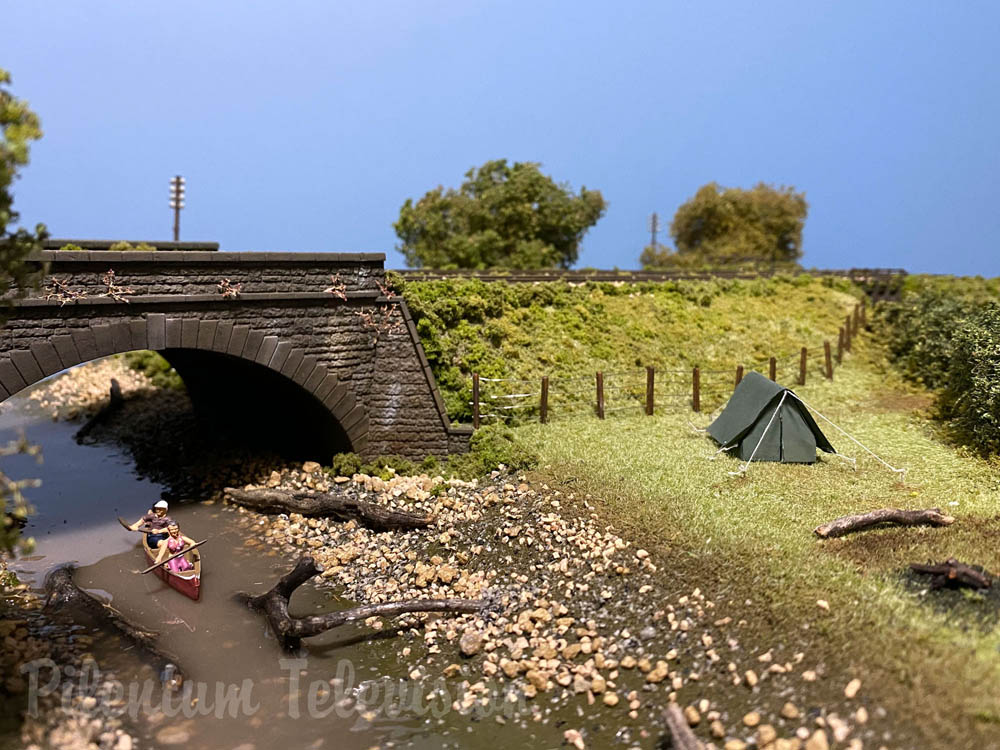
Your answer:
(99, 269), (134, 302)
(42, 277), (88, 306)
(814, 508), (955, 539)
(217, 278), (242, 298)
(239, 556), (484, 650)
(323, 274), (347, 300)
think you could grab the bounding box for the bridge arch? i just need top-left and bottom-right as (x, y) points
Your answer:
(0, 313), (369, 459)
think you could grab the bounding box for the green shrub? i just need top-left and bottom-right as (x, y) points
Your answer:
(121, 351), (184, 390)
(107, 241), (133, 252)
(58, 243), (83, 252)
(874, 292), (978, 388)
(445, 423), (538, 478)
(939, 304), (1000, 454)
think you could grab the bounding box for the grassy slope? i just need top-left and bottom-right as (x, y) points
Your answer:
(406, 275), (1000, 746)
(401, 275), (863, 420)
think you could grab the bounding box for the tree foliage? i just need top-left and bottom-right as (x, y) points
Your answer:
(1, 68), (45, 556)
(394, 159), (606, 270)
(668, 182), (807, 264)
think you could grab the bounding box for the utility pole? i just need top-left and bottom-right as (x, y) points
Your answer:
(169, 175), (185, 241)
(648, 212), (659, 248)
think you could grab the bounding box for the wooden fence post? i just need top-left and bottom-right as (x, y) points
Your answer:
(860, 299), (867, 328)
(735, 364), (744, 387)
(853, 305), (861, 335)
(824, 341), (833, 380)
(540, 376), (548, 424)
(799, 347), (807, 386)
(596, 372), (605, 419)
(472, 372), (480, 429)
(692, 366), (700, 412)
(845, 314), (853, 351)
(769, 356), (777, 381)
(645, 366), (654, 416)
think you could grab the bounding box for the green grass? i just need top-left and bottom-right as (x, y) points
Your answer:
(402, 274), (863, 421)
(512, 340), (1000, 745)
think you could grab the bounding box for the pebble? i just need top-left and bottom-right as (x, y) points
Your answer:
(684, 705), (701, 726)
(844, 678), (862, 698)
(805, 730), (829, 750)
(781, 701), (800, 719)
(743, 711), (761, 727)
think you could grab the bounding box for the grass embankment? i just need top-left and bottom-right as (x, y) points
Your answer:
(403, 274), (1000, 746)
(400, 274), (864, 421)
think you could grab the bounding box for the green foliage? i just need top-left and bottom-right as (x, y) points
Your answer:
(58, 243), (83, 252)
(669, 182), (807, 264)
(330, 452), (440, 481)
(121, 351), (185, 390)
(939, 304), (1000, 454)
(875, 278), (1000, 454)
(0, 437), (41, 557)
(394, 159), (606, 270)
(874, 291), (977, 389)
(402, 275), (860, 421)
(1, 69), (45, 556)
(106, 241), (157, 252)
(0, 68), (47, 301)
(445, 423), (538, 478)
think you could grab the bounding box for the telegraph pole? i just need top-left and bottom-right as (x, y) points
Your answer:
(169, 175), (185, 241)
(648, 212), (659, 248)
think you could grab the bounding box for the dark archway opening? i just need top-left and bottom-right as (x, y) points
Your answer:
(159, 349), (352, 462)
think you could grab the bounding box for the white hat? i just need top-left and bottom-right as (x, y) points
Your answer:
(153, 500), (169, 509)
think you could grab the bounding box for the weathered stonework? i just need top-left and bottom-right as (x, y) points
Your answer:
(1, 251), (472, 461)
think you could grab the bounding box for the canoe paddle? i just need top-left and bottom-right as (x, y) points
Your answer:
(141, 540), (208, 575)
(118, 516), (155, 534)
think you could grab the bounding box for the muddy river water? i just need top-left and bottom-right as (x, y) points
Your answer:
(0, 398), (548, 750)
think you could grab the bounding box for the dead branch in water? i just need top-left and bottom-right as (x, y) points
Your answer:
(813, 508), (955, 539)
(75, 379), (124, 443)
(662, 703), (703, 750)
(44, 566), (183, 684)
(223, 487), (434, 531)
(239, 556), (483, 650)
(910, 558), (991, 590)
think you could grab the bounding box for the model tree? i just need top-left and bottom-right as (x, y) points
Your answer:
(394, 159), (606, 270)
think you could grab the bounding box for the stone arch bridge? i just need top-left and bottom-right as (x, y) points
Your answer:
(0, 249), (470, 461)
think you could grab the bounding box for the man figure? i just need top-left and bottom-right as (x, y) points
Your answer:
(129, 500), (173, 548)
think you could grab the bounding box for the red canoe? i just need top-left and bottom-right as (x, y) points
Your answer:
(142, 535), (202, 601)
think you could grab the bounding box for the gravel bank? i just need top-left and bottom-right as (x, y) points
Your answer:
(228, 465), (897, 750)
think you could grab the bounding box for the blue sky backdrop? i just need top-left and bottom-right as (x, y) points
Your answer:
(5, 1), (999, 274)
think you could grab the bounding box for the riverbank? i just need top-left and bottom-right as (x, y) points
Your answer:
(229, 463), (891, 749)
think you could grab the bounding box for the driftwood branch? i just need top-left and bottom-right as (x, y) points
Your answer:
(240, 556), (484, 650)
(910, 558), (991, 590)
(814, 508), (955, 539)
(75, 379), (124, 442)
(224, 487), (433, 531)
(663, 703), (703, 750)
(44, 566), (183, 684)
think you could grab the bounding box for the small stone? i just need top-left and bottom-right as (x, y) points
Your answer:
(855, 706), (869, 724)
(745, 669), (759, 687)
(802, 670), (817, 682)
(844, 678), (862, 699)
(564, 728), (585, 749)
(724, 741), (747, 750)
(816, 599), (830, 612)
(525, 670), (547, 691)
(757, 724), (777, 747)
(155, 727), (191, 746)
(459, 630), (483, 656)
(805, 730), (829, 750)
(781, 701), (800, 719)
(302, 461), (321, 474)
(602, 691), (619, 707)
(684, 705), (701, 726)
(743, 711), (761, 727)
(710, 719), (725, 738)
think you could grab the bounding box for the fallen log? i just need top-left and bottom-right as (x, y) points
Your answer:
(239, 556), (484, 650)
(224, 487), (434, 531)
(813, 508), (955, 539)
(75, 378), (124, 443)
(662, 703), (703, 750)
(910, 558), (991, 590)
(44, 566), (183, 685)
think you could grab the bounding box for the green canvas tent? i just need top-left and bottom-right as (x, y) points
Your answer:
(707, 371), (835, 463)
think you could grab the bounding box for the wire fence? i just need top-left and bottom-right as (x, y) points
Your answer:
(468, 302), (867, 427)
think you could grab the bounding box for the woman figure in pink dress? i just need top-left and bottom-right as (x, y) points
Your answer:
(154, 523), (196, 573)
